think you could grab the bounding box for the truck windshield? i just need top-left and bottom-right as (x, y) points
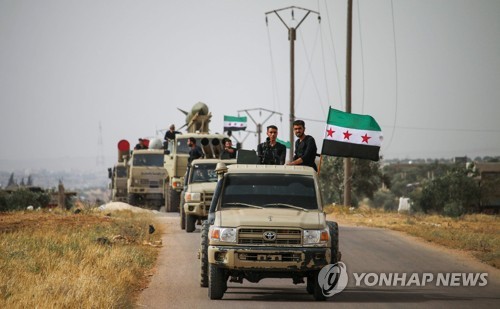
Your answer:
(221, 173), (318, 210)
(176, 138), (192, 154)
(132, 154), (164, 167)
(190, 163), (218, 183)
(116, 166), (127, 177)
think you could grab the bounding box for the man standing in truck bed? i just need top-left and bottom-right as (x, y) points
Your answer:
(257, 125), (286, 165)
(287, 120), (318, 171)
(187, 137), (203, 165)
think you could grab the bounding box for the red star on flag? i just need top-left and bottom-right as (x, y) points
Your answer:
(343, 130), (352, 140)
(326, 127), (335, 137)
(361, 133), (371, 143)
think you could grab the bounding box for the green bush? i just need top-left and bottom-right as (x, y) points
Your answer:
(443, 201), (466, 217)
(0, 190), (51, 211)
(372, 190), (398, 211)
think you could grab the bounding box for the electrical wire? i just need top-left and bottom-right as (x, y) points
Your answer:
(324, 0), (344, 108)
(357, 0), (366, 113)
(383, 0), (399, 152)
(318, 0), (331, 107)
(265, 21), (281, 120)
(297, 25), (327, 118)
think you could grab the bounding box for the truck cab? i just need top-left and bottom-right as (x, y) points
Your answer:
(199, 163), (341, 300)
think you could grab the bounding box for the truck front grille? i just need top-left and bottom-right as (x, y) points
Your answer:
(238, 228), (302, 245)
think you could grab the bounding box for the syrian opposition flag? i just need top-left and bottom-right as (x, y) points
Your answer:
(321, 108), (382, 161)
(223, 115), (247, 131)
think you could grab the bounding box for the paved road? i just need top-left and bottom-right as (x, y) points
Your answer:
(137, 214), (500, 309)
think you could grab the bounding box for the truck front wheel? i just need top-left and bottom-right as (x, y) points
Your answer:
(186, 215), (196, 233)
(208, 264), (226, 300)
(200, 220), (209, 287)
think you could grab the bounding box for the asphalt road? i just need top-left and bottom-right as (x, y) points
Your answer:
(137, 214), (500, 309)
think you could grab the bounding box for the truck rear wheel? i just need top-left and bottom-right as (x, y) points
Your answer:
(200, 220), (209, 287)
(166, 186), (180, 212)
(186, 215), (196, 233)
(127, 194), (137, 206)
(208, 264), (226, 300)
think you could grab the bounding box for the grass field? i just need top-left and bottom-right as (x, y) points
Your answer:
(0, 209), (161, 308)
(326, 205), (500, 269)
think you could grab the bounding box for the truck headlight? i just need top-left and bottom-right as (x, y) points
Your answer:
(303, 229), (329, 245)
(210, 227), (237, 243)
(185, 192), (201, 202)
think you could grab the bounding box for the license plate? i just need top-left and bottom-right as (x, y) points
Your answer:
(257, 254), (282, 261)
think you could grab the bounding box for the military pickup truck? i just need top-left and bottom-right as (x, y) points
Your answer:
(181, 158), (236, 232)
(199, 163), (341, 301)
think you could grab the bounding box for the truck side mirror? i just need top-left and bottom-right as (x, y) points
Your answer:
(107, 168), (112, 179)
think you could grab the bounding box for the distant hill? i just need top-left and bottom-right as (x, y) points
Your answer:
(0, 156), (113, 190)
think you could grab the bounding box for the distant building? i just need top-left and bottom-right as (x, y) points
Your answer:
(474, 162), (500, 212)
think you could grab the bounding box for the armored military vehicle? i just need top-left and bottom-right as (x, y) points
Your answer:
(181, 158), (236, 232)
(127, 138), (168, 209)
(163, 102), (229, 212)
(108, 140), (130, 202)
(199, 163), (341, 301)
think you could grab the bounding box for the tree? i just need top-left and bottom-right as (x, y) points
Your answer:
(319, 157), (382, 206)
(7, 173), (16, 187)
(417, 166), (480, 216)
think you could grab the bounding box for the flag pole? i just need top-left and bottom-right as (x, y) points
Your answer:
(343, 0), (353, 207)
(317, 155), (323, 175)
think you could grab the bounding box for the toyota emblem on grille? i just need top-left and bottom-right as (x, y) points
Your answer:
(262, 231), (277, 241)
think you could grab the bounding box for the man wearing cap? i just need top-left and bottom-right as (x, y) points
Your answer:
(134, 138), (147, 150)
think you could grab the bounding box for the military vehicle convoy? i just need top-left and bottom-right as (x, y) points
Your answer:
(108, 140), (130, 202)
(127, 138), (168, 209)
(163, 102), (229, 212)
(199, 163), (341, 301)
(181, 158), (236, 232)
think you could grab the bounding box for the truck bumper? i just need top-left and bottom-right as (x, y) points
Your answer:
(184, 202), (209, 217)
(208, 246), (330, 270)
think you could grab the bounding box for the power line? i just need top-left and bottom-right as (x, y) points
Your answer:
(356, 0), (366, 114)
(324, 0), (344, 108)
(384, 0), (400, 152)
(297, 26), (327, 117)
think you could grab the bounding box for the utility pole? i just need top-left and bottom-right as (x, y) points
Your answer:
(237, 108), (282, 145)
(265, 6), (320, 161)
(344, 0), (353, 207)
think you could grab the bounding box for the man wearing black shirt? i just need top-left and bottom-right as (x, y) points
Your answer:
(287, 120), (317, 171)
(257, 125), (286, 165)
(187, 137), (203, 164)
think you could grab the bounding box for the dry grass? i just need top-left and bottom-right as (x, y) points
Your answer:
(0, 209), (161, 308)
(325, 205), (500, 269)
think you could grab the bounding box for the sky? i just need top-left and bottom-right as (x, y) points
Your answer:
(1, 0), (499, 172)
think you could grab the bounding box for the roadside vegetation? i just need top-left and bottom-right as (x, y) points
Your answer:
(325, 205), (500, 269)
(0, 208), (161, 308)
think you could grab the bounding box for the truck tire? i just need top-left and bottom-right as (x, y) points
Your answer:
(127, 194), (137, 206)
(166, 186), (180, 212)
(208, 264), (226, 300)
(180, 206), (186, 230)
(307, 274), (314, 294)
(200, 220), (209, 287)
(180, 190), (186, 229)
(327, 221), (340, 264)
(313, 271), (327, 301)
(186, 215), (196, 233)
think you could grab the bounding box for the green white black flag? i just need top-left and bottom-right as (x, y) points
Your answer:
(321, 108), (382, 161)
(223, 115), (247, 131)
